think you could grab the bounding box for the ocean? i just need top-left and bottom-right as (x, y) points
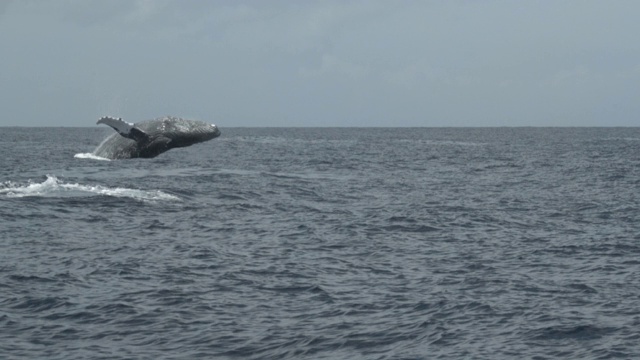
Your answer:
(1, 126), (640, 359)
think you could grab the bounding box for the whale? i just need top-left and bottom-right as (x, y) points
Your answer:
(93, 116), (221, 159)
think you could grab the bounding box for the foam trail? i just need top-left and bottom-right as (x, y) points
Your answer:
(0, 175), (180, 201)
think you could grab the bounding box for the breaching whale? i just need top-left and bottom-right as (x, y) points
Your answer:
(93, 116), (221, 159)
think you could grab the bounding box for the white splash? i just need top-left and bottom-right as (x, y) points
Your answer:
(74, 153), (111, 161)
(0, 175), (180, 201)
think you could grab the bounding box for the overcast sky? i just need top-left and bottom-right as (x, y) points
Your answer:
(1, 1), (638, 127)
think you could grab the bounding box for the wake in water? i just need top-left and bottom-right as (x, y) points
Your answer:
(0, 175), (180, 201)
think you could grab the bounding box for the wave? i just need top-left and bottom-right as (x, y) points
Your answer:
(74, 153), (111, 161)
(0, 175), (180, 201)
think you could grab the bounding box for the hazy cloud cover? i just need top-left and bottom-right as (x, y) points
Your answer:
(1, 0), (638, 126)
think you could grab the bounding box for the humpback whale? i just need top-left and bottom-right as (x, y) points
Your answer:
(93, 116), (220, 159)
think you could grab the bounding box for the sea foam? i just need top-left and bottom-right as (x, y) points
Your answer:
(0, 175), (180, 201)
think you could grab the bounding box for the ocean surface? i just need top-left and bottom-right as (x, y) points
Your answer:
(1, 126), (640, 359)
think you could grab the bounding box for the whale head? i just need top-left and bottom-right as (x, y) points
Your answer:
(156, 117), (221, 148)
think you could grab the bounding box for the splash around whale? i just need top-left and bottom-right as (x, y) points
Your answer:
(90, 116), (221, 160)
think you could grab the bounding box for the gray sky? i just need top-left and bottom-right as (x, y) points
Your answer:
(1, 1), (638, 127)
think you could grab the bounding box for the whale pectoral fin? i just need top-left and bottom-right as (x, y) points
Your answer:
(148, 136), (172, 149)
(137, 136), (172, 157)
(97, 116), (150, 143)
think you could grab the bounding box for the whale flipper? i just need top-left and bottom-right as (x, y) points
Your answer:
(97, 116), (150, 143)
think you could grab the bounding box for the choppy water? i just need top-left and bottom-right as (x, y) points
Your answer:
(1, 127), (640, 359)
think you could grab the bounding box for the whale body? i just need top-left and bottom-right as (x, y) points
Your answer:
(93, 116), (220, 159)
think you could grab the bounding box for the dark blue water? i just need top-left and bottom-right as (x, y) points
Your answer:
(2, 127), (640, 359)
